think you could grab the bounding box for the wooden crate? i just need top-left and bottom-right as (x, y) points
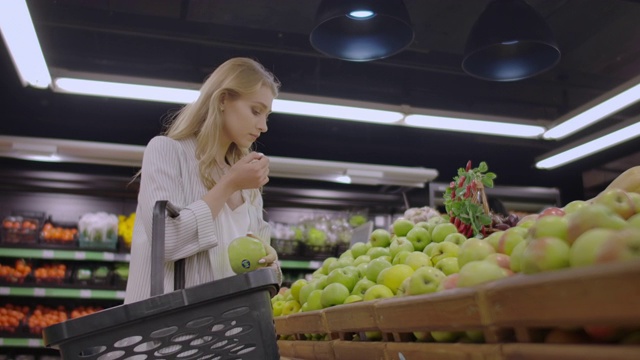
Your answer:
(331, 340), (386, 360)
(323, 301), (381, 340)
(385, 343), (503, 360)
(278, 340), (298, 359)
(275, 310), (329, 340)
(481, 261), (640, 342)
(501, 343), (640, 360)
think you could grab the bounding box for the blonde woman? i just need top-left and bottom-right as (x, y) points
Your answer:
(125, 57), (281, 303)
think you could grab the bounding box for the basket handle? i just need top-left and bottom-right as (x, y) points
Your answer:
(151, 200), (184, 297)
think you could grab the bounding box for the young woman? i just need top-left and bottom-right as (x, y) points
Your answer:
(125, 57), (281, 303)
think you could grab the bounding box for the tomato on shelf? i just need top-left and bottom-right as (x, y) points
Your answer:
(34, 263), (67, 284)
(40, 222), (78, 244)
(0, 303), (28, 333)
(0, 259), (32, 284)
(28, 305), (68, 335)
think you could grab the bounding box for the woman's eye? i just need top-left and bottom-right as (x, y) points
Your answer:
(252, 109), (261, 116)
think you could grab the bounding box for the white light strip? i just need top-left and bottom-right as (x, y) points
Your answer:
(543, 82), (640, 140)
(404, 114), (546, 138)
(536, 120), (640, 169)
(0, 136), (439, 188)
(272, 99), (403, 123)
(0, 0), (51, 88)
(55, 78), (200, 104)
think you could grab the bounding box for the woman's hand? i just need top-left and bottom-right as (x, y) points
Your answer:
(247, 233), (282, 284)
(222, 152), (270, 191)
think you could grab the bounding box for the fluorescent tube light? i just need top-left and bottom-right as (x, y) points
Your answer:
(55, 78), (200, 104)
(272, 99), (403, 124)
(543, 78), (640, 140)
(536, 117), (640, 169)
(0, 0), (51, 88)
(404, 114), (545, 138)
(0, 136), (439, 188)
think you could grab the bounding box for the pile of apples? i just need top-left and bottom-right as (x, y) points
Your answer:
(271, 187), (640, 342)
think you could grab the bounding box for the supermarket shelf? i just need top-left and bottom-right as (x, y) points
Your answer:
(0, 286), (125, 300)
(0, 337), (43, 348)
(0, 247), (130, 262)
(280, 259), (322, 270)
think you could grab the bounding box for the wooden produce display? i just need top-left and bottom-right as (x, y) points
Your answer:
(274, 260), (640, 360)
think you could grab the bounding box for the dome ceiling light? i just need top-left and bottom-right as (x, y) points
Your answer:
(309, 0), (414, 62)
(462, 0), (561, 81)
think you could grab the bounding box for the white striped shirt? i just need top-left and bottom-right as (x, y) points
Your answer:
(124, 136), (274, 304)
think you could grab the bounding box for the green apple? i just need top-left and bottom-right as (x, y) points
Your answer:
(485, 230), (505, 251)
(393, 218), (414, 237)
(351, 277), (377, 297)
(407, 266), (446, 295)
(593, 188), (636, 219)
(570, 228), (640, 266)
(436, 273), (460, 291)
(328, 257), (354, 272)
(363, 284), (394, 301)
(509, 240), (527, 273)
(350, 242), (370, 258)
(396, 277), (411, 297)
(458, 238), (495, 267)
(428, 215), (447, 226)
(430, 242), (460, 264)
(423, 242), (439, 256)
(517, 214), (539, 228)
(289, 279), (308, 303)
(431, 330), (462, 342)
(528, 215), (569, 242)
(321, 257), (338, 274)
(566, 204), (628, 244)
(434, 257), (459, 275)
(457, 260), (509, 288)
(343, 294), (364, 304)
(413, 331), (433, 342)
(431, 223), (458, 243)
(496, 227), (526, 255)
(305, 289), (324, 311)
(392, 250), (412, 265)
(365, 331), (383, 341)
(464, 330), (485, 343)
(484, 253), (511, 270)
(389, 237), (415, 258)
(369, 228), (392, 247)
(443, 232), (467, 246)
(227, 236), (267, 274)
(271, 293), (284, 303)
(377, 264), (415, 294)
(521, 237), (570, 274)
(364, 257), (392, 282)
(339, 250), (354, 261)
(353, 255), (371, 267)
(367, 246), (391, 260)
(356, 262), (368, 278)
(298, 283), (316, 305)
(629, 213), (640, 229)
(281, 299), (301, 315)
(563, 200), (589, 214)
(404, 251), (432, 270)
(406, 226), (432, 251)
(320, 283), (350, 308)
(629, 192), (640, 214)
(272, 300), (285, 317)
(414, 221), (430, 231)
(326, 266), (360, 292)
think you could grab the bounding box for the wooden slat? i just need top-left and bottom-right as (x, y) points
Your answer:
(501, 344), (640, 360)
(331, 341), (386, 360)
(275, 310), (328, 336)
(482, 261), (640, 328)
(385, 343), (503, 360)
(376, 287), (482, 332)
(323, 301), (378, 333)
(277, 340), (298, 358)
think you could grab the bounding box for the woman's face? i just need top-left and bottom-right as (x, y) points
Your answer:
(220, 85), (273, 149)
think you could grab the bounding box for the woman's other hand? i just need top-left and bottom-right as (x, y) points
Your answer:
(223, 152), (270, 190)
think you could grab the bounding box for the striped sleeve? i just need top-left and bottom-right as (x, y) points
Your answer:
(137, 136), (218, 261)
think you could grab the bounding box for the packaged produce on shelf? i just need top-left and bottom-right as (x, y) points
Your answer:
(40, 221), (77, 246)
(33, 263), (68, 285)
(78, 212), (118, 250)
(28, 305), (68, 336)
(0, 259), (31, 284)
(271, 163), (640, 346)
(0, 303), (28, 334)
(117, 212), (135, 249)
(1, 214), (43, 244)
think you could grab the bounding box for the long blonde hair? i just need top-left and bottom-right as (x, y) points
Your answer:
(164, 57), (280, 191)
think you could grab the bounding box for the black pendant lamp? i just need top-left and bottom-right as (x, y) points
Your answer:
(310, 0), (414, 62)
(462, 0), (561, 81)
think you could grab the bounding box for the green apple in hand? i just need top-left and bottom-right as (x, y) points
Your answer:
(227, 236), (267, 274)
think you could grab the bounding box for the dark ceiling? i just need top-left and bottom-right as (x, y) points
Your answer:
(1, 0), (640, 211)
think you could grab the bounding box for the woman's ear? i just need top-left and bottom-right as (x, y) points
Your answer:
(219, 93), (227, 112)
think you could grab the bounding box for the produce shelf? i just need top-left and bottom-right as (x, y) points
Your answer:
(0, 286), (125, 299)
(0, 247), (130, 262)
(501, 344), (640, 360)
(331, 340), (386, 360)
(385, 342), (502, 360)
(280, 259), (323, 270)
(0, 337), (43, 348)
(275, 310), (328, 339)
(323, 301), (379, 340)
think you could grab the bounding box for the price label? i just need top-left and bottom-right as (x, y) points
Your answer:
(34, 288), (46, 297)
(0, 287), (9, 295)
(116, 291), (126, 299)
(43, 250), (54, 259)
(309, 261), (322, 269)
(80, 290), (92, 298)
(103, 252), (115, 261)
(75, 251), (86, 260)
(28, 339), (42, 347)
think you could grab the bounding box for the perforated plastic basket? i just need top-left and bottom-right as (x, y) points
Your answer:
(42, 201), (280, 359)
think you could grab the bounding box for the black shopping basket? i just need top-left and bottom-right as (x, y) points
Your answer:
(43, 200), (281, 359)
